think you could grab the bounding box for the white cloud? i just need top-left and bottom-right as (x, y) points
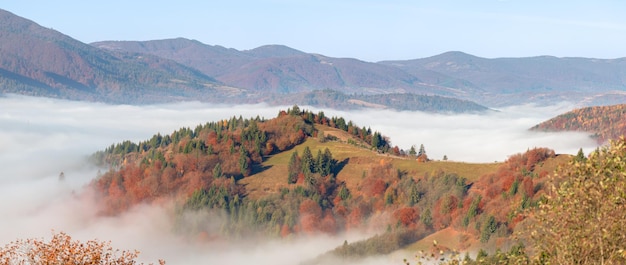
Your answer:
(303, 102), (598, 162)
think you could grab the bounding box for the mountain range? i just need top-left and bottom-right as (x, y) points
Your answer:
(2, 8), (626, 109)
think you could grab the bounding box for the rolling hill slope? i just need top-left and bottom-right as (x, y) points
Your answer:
(382, 51), (626, 106)
(93, 38), (438, 95)
(0, 9), (229, 103)
(89, 106), (573, 263)
(530, 103), (626, 143)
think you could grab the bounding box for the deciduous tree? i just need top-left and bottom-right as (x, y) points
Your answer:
(530, 138), (626, 264)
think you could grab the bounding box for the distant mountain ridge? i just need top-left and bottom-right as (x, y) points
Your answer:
(94, 39), (626, 107)
(93, 39), (433, 95)
(2, 8), (626, 109)
(0, 9), (234, 103)
(381, 51), (626, 106)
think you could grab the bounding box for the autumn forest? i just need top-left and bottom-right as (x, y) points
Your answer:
(21, 104), (609, 264)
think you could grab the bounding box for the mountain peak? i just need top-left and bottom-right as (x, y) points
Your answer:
(428, 51), (481, 61)
(244, 45), (306, 58)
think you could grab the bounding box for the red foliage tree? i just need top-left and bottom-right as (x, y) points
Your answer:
(522, 177), (534, 197)
(299, 199), (322, 234)
(280, 224), (291, 238)
(394, 207), (418, 227)
(320, 210), (338, 234)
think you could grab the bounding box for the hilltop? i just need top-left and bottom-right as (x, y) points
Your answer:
(530, 103), (626, 143)
(89, 105), (575, 263)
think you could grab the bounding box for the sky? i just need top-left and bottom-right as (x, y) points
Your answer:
(3, 0), (626, 62)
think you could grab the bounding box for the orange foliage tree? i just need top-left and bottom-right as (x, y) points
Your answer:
(0, 232), (164, 265)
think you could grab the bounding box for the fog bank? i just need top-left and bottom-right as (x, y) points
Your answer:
(0, 95), (599, 263)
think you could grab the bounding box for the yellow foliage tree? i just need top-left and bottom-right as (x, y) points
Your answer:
(531, 138), (626, 264)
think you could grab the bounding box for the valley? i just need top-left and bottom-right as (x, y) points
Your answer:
(0, 95), (612, 264)
(1, 5), (625, 264)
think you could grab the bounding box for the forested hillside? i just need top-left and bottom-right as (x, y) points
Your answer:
(88, 105), (586, 263)
(0, 9), (226, 103)
(530, 104), (626, 143)
(269, 90), (490, 113)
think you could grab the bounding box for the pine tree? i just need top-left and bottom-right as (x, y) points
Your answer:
(421, 208), (432, 228)
(418, 144), (426, 157)
(289, 105), (300, 116)
(213, 163), (223, 178)
(301, 146), (314, 174)
(372, 132), (383, 150)
(338, 185), (350, 200)
(409, 145), (417, 156)
(320, 148), (333, 176)
(574, 147), (586, 162)
(239, 147), (249, 177)
(287, 151), (301, 184)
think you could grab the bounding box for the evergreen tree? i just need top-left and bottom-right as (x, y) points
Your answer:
(213, 163), (223, 178)
(574, 147), (586, 162)
(409, 145), (417, 156)
(338, 185), (350, 200)
(287, 151), (301, 184)
(239, 147), (249, 177)
(421, 208), (432, 228)
(418, 144), (426, 157)
(315, 149), (323, 174)
(320, 148), (333, 176)
(289, 105), (300, 116)
(480, 215), (497, 243)
(476, 249), (488, 261)
(408, 182), (420, 206)
(301, 146), (314, 174)
(372, 132), (383, 150)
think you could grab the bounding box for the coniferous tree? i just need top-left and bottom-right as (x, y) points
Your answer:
(418, 144), (426, 157)
(480, 215), (497, 243)
(338, 185), (350, 200)
(287, 151), (301, 184)
(372, 132), (383, 150)
(301, 146), (314, 175)
(320, 148), (333, 176)
(574, 147), (586, 162)
(409, 145), (417, 156)
(213, 163), (223, 178)
(315, 149), (324, 174)
(239, 147), (249, 177)
(421, 208), (432, 228)
(289, 105), (300, 116)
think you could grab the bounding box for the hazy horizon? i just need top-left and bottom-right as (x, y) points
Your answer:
(2, 1), (625, 62)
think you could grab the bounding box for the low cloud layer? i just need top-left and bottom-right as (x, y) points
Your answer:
(323, 103), (598, 162)
(0, 95), (599, 263)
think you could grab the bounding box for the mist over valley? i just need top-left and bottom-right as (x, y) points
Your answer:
(0, 95), (601, 264)
(1, 4), (625, 264)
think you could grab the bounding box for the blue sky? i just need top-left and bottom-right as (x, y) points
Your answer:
(3, 0), (626, 61)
